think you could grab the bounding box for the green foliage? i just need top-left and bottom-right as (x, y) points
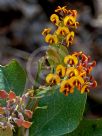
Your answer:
(47, 45), (68, 66)
(0, 60), (98, 136)
(0, 60), (26, 95)
(30, 89), (87, 136)
(66, 119), (102, 136)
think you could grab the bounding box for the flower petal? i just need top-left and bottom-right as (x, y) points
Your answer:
(22, 120), (32, 128)
(9, 91), (16, 100)
(0, 90), (8, 99)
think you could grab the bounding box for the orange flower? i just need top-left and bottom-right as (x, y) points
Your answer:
(42, 28), (51, 36)
(80, 82), (90, 94)
(55, 6), (68, 14)
(56, 65), (66, 77)
(68, 10), (78, 17)
(64, 16), (79, 28)
(69, 75), (84, 89)
(50, 14), (60, 26)
(64, 55), (78, 66)
(45, 34), (58, 44)
(56, 26), (69, 36)
(64, 16), (76, 26)
(60, 80), (74, 96)
(66, 31), (74, 46)
(46, 74), (60, 85)
(66, 67), (79, 78)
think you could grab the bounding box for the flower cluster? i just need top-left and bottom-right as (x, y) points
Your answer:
(0, 90), (34, 130)
(42, 6), (79, 47)
(46, 52), (97, 96)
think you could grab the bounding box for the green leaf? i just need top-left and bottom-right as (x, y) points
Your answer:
(66, 119), (102, 136)
(47, 45), (68, 66)
(30, 89), (87, 136)
(47, 46), (61, 66)
(0, 60), (26, 95)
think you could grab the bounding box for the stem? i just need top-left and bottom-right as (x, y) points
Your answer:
(17, 127), (25, 136)
(35, 62), (40, 82)
(31, 99), (38, 112)
(34, 60), (42, 88)
(18, 128), (22, 136)
(25, 129), (29, 136)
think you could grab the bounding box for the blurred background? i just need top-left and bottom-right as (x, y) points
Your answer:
(0, 0), (102, 117)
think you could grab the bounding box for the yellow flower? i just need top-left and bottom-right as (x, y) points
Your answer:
(69, 76), (84, 89)
(64, 16), (76, 26)
(50, 14), (60, 26)
(81, 80), (97, 94)
(45, 34), (58, 44)
(55, 6), (68, 14)
(60, 80), (74, 96)
(46, 74), (60, 85)
(42, 28), (51, 36)
(66, 67), (79, 78)
(64, 55), (78, 66)
(80, 82), (90, 94)
(56, 65), (66, 77)
(56, 26), (69, 36)
(66, 31), (74, 46)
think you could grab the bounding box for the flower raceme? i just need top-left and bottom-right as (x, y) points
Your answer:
(46, 52), (97, 96)
(42, 6), (79, 47)
(0, 90), (33, 130)
(43, 6), (97, 95)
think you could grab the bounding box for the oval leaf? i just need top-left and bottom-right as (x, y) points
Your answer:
(0, 60), (26, 95)
(66, 119), (102, 136)
(30, 89), (87, 136)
